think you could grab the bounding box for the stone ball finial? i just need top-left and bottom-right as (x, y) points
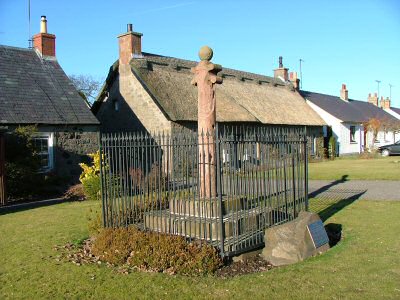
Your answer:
(199, 46), (213, 61)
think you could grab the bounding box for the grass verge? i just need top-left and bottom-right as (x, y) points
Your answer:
(0, 199), (399, 299)
(309, 156), (400, 180)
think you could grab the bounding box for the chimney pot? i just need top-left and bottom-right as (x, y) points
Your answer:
(40, 16), (47, 34)
(274, 56), (288, 82)
(33, 16), (55, 57)
(127, 24), (133, 32)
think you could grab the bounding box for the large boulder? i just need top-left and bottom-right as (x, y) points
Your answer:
(261, 211), (330, 266)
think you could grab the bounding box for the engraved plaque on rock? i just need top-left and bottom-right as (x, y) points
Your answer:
(307, 220), (329, 249)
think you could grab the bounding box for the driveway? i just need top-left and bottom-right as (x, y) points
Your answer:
(309, 179), (400, 201)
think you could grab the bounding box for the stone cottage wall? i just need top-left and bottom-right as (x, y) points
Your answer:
(96, 65), (172, 134)
(54, 125), (99, 184)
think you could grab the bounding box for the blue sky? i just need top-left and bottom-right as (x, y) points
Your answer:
(1, 0), (400, 107)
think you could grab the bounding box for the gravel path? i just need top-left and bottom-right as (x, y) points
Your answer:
(309, 180), (400, 201)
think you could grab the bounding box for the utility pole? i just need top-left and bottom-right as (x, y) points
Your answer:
(28, 0), (32, 48)
(375, 80), (381, 99)
(389, 83), (394, 100)
(299, 59), (304, 89)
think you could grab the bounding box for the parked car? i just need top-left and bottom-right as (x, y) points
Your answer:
(377, 140), (400, 156)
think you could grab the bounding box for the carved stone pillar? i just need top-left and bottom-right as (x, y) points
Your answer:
(191, 46), (222, 199)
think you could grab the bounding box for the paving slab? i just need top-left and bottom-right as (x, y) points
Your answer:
(309, 180), (400, 201)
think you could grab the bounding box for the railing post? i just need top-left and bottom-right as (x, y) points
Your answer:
(215, 123), (225, 257)
(98, 131), (106, 227)
(0, 130), (6, 206)
(304, 127), (309, 211)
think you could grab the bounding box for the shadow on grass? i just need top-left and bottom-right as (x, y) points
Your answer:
(0, 198), (71, 216)
(313, 190), (366, 222)
(309, 174), (366, 222)
(309, 181), (366, 247)
(324, 223), (342, 247)
(309, 174), (349, 198)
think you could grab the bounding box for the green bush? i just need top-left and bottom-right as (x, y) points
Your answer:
(328, 136), (337, 159)
(92, 227), (223, 276)
(5, 126), (43, 199)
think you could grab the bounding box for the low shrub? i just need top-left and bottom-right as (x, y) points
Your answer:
(359, 151), (380, 159)
(129, 163), (169, 192)
(79, 151), (101, 201)
(63, 184), (85, 201)
(92, 227), (223, 276)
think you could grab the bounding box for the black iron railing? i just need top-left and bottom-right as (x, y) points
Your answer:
(100, 126), (308, 256)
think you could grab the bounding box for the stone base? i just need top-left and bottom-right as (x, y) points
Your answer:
(261, 211), (330, 266)
(169, 197), (242, 218)
(144, 207), (263, 242)
(144, 212), (232, 240)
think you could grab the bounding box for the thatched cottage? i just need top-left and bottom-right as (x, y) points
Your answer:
(92, 25), (326, 156)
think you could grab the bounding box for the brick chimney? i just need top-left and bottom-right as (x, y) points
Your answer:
(368, 93), (378, 106)
(32, 16), (56, 57)
(340, 84), (348, 101)
(274, 56), (289, 82)
(380, 96), (391, 109)
(289, 72), (300, 90)
(118, 24), (143, 65)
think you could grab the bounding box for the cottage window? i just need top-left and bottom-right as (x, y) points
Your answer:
(33, 133), (54, 172)
(384, 130), (390, 142)
(350, 126), (356, 143)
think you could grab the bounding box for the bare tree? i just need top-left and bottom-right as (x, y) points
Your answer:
(364, 117), (400, 150)
(363, 117), (381, 148)
(69, 74), (102, 105)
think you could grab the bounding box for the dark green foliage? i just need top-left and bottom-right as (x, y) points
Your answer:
(92, 227), (223, 276)
(328, 136), (337, 159)
(315, 136), (325, 159)
(5, 126), (43, 199)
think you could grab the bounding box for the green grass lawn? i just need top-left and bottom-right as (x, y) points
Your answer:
(1, 199), (399, 299)
(309, 156), (400, 180)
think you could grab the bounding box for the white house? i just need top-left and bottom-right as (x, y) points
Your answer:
(380, 99), (400, 141)
(301, 85), (399, 156)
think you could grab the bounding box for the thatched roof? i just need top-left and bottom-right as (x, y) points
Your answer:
(94, 53), (326, 126)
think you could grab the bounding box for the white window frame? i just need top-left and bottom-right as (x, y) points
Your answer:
(33, 133), (54, 172)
